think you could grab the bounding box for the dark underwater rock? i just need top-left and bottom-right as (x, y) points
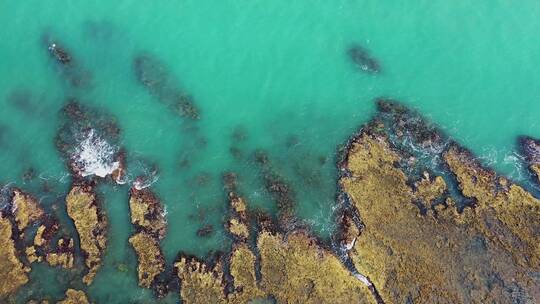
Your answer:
(196, 224), (214, 237)
(347, 44), (381, 74)
(133, 53), (200, 120)
(43, 35), (92, 88)
(48, 42), (72, 65)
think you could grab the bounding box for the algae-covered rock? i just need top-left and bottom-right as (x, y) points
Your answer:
(175, 255), (228, 304)
(256, 230), (374, 304)
(175, 229), (374, 303)
(339, 102), (540, 303)
(128, 232), (165, 289)
(65, 183), (107, 285)
(57, 289), (89, 304)
(11, 189), (44, 232)
(46, 238), (75, 269)
(225, 193), (249, 240)
(0, 214), (29, 298)
(128, 187), (167, 291)
(129, 188), (166, 239)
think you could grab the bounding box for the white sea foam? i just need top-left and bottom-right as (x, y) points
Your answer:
(72, 129), (120, 178)
(133, 172), (159, 190)
(354, 273), (372, 286)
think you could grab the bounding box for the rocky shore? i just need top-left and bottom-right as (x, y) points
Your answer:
(2, 100), (540, 304)
(338, 100), (540, 303)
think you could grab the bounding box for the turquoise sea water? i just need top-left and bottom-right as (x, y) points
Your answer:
(2, 1), (540, 302)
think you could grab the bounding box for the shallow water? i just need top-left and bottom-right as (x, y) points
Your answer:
(2, 1), (540, 302)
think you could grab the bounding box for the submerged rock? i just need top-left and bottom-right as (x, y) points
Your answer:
(347, 44), (381, 74)
(57, 289), (90, 304)
(0, 214), (29, 298)
(519, 135), (540, 184)
(339, 101), (540, 303)
(133, 53), (200, 119)
(43, 36), (92, 88)
(65, 183), (107, 285)
(196, 224), (214, 237)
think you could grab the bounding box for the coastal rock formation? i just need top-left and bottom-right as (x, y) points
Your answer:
(56, 100), (125, 183)
(0, 214), (29, 298)
(175, 194), (374, 304)
(11, 189), (44, 232)
(57, 289), (90, 304)
(65, 183), (107, 285)
(519, 135), (540, 184)
(128, 187), (166, 290)
(339, 100), (540, 303)
(225, 193), (249, 240)
(45, 238), (75, 269)
(129, 188), (166, 239)
(128, 232), (165, 289)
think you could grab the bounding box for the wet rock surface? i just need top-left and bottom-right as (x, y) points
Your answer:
(56, 289), (90, 304)
(10, 189), (45, 232)
(174, 196), (374, 304)
(128, 187), (167, 291)
(65, 182), (107, 285)
(128, 232), (166, 289)
(56, 100), (125, 183)
(339, 100), (540, 303)
(0, 213), (29, 298)
(128, 187), (166, 239)
(519, 135), (540, 184)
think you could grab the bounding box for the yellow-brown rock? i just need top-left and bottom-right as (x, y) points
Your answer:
(33, 224), (48, 247)
(56, 289), (89, 304)
(11, 189), (44, 232)
(444, 145), (540, 269)
(65, 184), (107, 285)
(225, 193), (249, 240)
(129, 188), (166, 239)
(26, 245), (41, 263)
(340, 127), (540, 303)
(175, 256), (228, 304)
(0, 214), (29, 298)
(257, 230), (373, 304)
(414, 172), (447, 207)
(175, 228), (374, 303)
(128, 232), (165, 288)
(46, 238), (74, 269)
